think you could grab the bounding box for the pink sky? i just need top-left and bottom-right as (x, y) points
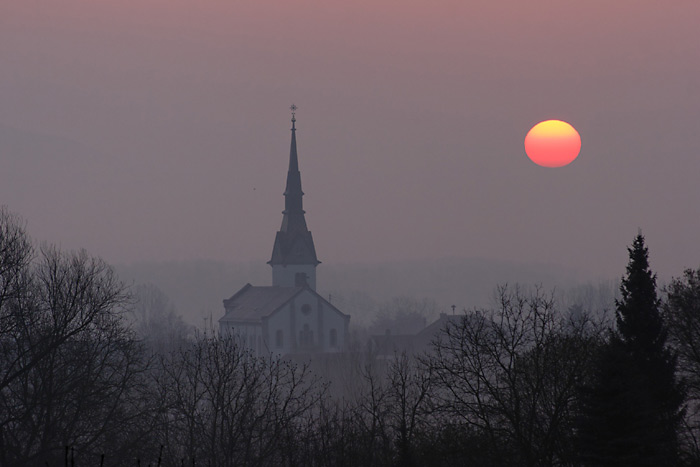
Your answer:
(1, 0), (699, 278)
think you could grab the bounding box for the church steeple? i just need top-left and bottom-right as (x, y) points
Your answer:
(281, 106), (305, 231)
(269, 106), (320, 289)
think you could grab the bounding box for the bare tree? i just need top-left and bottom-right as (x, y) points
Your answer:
(664, 268), (700, 461)
(427, 284), (601, 466)
(0, 245), (130, 393)
(0, 207), (35, 392)
(153, 334), (324, 467)
(323, 352), (435, 467)
(356, 360), (393, 466)
(0, 207), (33, 314)
(0, 209), (152, 466)
(386, 352), (433, 467)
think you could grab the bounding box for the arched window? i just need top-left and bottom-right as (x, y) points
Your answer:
(330, 328), (338, 347)
(301, 304), (312, 315)
(276, 330), (284, 348)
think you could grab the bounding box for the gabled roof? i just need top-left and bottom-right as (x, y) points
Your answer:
(220, 284), (304, 323)
(219, 283), (349, 324)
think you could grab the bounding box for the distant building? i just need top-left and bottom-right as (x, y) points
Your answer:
(371, 312), (461, 358)
(219, 109), (350, 355)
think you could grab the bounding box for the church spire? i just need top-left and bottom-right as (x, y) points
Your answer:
(269, 106), (320, 288)
(284, 104), (303, 218)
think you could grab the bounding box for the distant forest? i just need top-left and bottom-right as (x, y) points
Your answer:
(2, 205), (700, 466)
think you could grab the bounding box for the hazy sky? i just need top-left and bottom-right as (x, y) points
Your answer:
(2, 0), (699, 279)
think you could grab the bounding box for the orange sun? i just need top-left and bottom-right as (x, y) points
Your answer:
(524, 120), (581, 168)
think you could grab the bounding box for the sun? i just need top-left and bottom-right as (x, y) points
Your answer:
(524, 120), (581, 168)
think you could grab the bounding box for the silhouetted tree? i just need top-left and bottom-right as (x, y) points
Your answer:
(664, 268), (700, 461)
(0, 208), (155, 466)
(428, 285), (598, 466)
(152, 334), (324, 467)
(578, 234), (684, 465)
(354, 360), (394, 466)
(386, 352), (433, 467)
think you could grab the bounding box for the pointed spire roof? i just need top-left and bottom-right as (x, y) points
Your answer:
(269, 106), (320, 266)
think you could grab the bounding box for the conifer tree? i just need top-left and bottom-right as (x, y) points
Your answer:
(616, 235), (666, 354)
(578, 234), (684, 465)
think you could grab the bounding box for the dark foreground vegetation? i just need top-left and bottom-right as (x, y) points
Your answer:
(2, 206), (700, 466)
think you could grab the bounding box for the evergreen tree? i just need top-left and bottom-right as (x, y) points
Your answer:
(578, 234), (684, 466)
(616, 235), (666, 354)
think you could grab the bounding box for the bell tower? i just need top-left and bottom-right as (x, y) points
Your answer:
(268, 105), (320, 289)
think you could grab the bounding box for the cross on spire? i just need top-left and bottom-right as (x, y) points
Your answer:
(290, 104), (297, 129)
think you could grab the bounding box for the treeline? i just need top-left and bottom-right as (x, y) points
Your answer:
(2, 206), (700, 466)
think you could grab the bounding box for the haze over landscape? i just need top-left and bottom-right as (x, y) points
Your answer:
(2, 1), (699, 318)
(5, 3), (700, 465)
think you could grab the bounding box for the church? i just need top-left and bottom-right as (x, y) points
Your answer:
(219, 109), (350, 356)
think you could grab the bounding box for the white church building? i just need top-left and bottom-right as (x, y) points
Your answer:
(219, 109), (350, 356)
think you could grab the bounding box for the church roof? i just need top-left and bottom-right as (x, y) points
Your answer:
(220, 283), (304, 323)
(219, 282), (348, 324)
(268, 111), (320, 266)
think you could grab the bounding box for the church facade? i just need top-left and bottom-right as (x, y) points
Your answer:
(219, 110), (350, 356)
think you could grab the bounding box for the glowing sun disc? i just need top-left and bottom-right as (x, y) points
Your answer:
(524, 120), (581, 168)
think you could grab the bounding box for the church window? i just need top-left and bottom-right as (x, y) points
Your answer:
(330, 329), (338, 347)
(276, 330), (284, 348)
(301, 304), (312, 315)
